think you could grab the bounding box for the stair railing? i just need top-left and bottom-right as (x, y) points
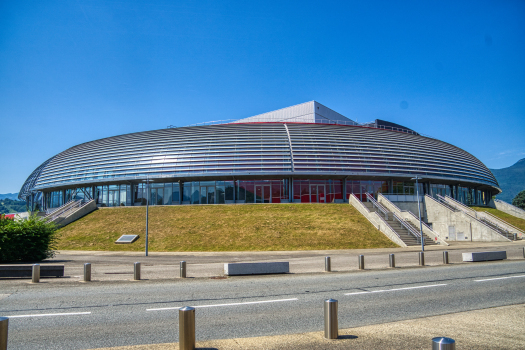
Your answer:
(45, 199), (84, 223)
(436, 194), (460, 212)
(393, 213), (422, 243)
(365, 193), (389, 220)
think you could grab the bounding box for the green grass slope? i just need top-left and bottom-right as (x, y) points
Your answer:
(55, 204), (397, 251)
(471, 206), (525, 232)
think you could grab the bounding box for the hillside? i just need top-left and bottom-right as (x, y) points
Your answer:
(0, 193), (19, 200)
(490, 158), (525, 203)
(0, 198), (26, 214)
(55, 204), (397, 251)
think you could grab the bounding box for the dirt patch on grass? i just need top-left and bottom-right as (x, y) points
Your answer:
(55, 204), (397, 251)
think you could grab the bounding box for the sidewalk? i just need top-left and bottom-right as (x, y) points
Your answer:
(95, 303), (525, 349)
(2, 240), (522, 283)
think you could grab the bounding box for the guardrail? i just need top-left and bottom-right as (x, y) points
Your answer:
(365, 193), (390, 219)
(393, 213), (421, 242)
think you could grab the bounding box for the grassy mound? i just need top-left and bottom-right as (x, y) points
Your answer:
(471, 207), (525, 232)
(55, 204), (397, 251)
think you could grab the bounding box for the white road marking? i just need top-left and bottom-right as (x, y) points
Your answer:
(6, 312), (91, 318)
(474, 275), (525, 282)
(345, 284), (447, 295)
(147, 298), (299, 311)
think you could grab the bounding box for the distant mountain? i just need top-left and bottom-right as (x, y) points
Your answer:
(0, 193), (19, 200)
(490, 158), (525, 203)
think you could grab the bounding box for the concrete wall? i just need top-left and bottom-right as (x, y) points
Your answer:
(393, 201), (428, 222)
(424, 195), (510, 242)
(349, 195), (407, 247)
(54, 200), (97, 227)
(494, 200), (525, 220)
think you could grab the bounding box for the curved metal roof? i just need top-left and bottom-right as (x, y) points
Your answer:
(19, 122), (499, 197)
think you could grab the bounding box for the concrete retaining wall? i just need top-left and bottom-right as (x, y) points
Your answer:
(425, 195), (510, 242)
(494, 200), (525, 220)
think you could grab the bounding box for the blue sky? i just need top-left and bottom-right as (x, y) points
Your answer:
(1, 0), (524, 194)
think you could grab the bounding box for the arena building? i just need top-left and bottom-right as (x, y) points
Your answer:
(19, 101), (500, 211)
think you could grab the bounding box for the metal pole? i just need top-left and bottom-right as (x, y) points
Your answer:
(134, 262), (141, 280)
(84, 263), (91, 282)
(179, 306), (196, 350)
(325, 257), (331, 272)
(358, 255), (364, 270)
(415, 176), (425, 252)
(443, 251), (449, 264)
(324, 299), (338, 339)
(0, 317), (9, 350)
(513, 233), (517, 241)
(32, 264), (40, 283)
(389, 253), (395, 268)
(419, 252), (425, 266)
(146, 177), (149, 257)
(0, 317), (8, 350)
(432, 336), (456, 350)
(523, 247), (525, 259)
(180, 261), (187, 278)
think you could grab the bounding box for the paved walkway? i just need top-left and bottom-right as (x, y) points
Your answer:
(95, 303), (525, 349)
(2, 240), (523, 284)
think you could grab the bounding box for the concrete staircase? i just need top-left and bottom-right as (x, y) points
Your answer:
(362, 201), (436, 247)
(44, 199), (97, 227)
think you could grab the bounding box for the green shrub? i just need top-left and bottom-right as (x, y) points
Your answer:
(513, 190), (525, 210)
(0, 214), (57, 262)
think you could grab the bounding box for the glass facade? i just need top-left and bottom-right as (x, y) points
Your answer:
(41, 177), (493, 209)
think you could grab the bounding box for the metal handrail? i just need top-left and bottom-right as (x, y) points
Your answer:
(479, 217), (512, 239)
(407, 211), (434, 232)
(482, 211), (524, 234)
(442, 195), (477, 216)
(44, 200), (77, 218)
(393, 213), (422, 241)
(45, 199), (86, 222)
(435, 195), (460, 212)
(365, 193), (389, 219)
(350, 194), (401, 241)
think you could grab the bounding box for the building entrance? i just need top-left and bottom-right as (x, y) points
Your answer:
(310, 185), (325, 203)
(255, 185), (271, 203)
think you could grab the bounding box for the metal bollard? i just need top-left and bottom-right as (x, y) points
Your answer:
(523, 247), (525, 259)
(179, 306), (195, 350)
(134, 262), (141, 280)
(443, 251), (449, 264)
(180, 261), (187, 278)
(0, 317), (8, 350)
(513, 233), (517, 241)
(389, 253), (395, 268)
(84, 263), (91, 282)
(358, 255), (364, 270)
(324, 299), (338, 339)
(32, 264), (40, 283)
(325, 257), (331, 272)
(419, 252), (425, 266)
(432, 336), (455, 350)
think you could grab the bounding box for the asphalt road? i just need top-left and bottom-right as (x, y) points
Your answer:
(2, 260), (525, 350)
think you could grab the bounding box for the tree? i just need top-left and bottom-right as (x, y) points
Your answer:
(512, 190), (525, 210)
(0, 214), (57, 262)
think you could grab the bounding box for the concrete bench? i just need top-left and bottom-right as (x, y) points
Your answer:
(0, 265), (65, 278)
(462, 251), (507, 262)
(224, 262), (289, 276)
